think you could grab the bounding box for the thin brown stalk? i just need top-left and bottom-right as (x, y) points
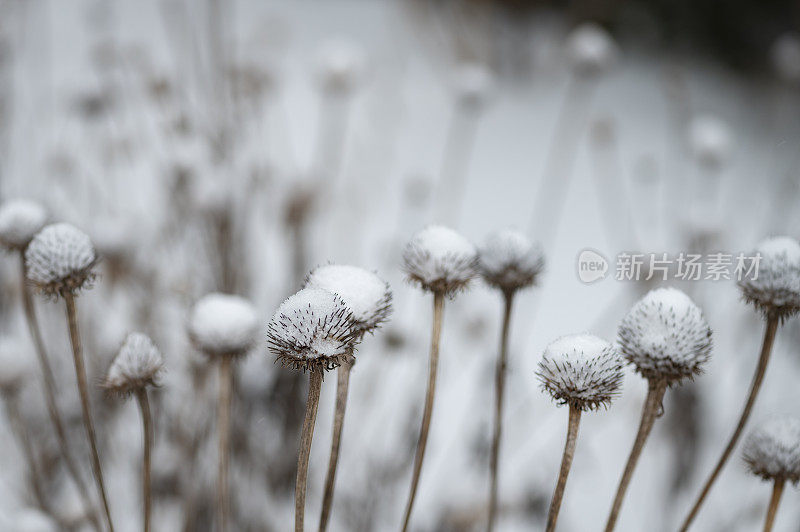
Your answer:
(401, 291), (445, 532)
(680, 314), (779, 531)
(762, 478), (785, 532)
(296, 369), (323, 532)
(605, 378), (667, 532)
(318, 357), (353, 532)
(3, 392), (50, 514)
(135, 389), (154, 532)
(546, 405), (582, 532)
(217, 356), (233, 532)
(487, 291), (514, 532)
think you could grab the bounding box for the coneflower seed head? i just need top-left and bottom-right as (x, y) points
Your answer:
(738, 236), (800, 321)
(403, 225), (478, 296)
(743, 415), (800, 484)
(24, 223), (98, 298)
(0, 199), (47, 251)
(103, 332), (164, 396)
(479, 228), (545, 293)
(189, 293), (259, 358)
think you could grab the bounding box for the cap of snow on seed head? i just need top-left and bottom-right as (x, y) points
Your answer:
(304, 264), (392, 336)
(453, 62), (494, 110)
(566, 23), (617, 76)
(738, 236), (800, 320)
(743, 415), (800, 484)
(479, 229), (545, 293)
(104, 332), (164, 396)
(0, 199), (47, 251)
(618, 288), (712, 384)
(189, 293), (259, 358)
(315, 39), (365, 95)
(537, 334), (623, 411)
(25, 223), (97, 298)
(403, 225), (478, 296)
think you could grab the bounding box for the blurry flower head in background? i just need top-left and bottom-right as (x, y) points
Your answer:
(566, 22), (618, 76)
(688, 115), (733, 169)
(0, 199), (48, 251)
(738, 236), (800, 320)
(743, 415), (800, 484)
(479, 228), (545, 294)
(452, 62), (494, 111)
(315, 38), (366, 96)
(189, 293), (259, 358)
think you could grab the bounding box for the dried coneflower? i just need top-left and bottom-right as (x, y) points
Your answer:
(478, 228), (544, 532)
(103, 332), (164, 532)
(401, 225), (478, 532)
(537, 334), (624, 532)
(189, 293), (259, 532)
(304, 264), (392, 532)
(24, 223), (114, 532)
(682, 236), (800, 531)
(742, 415), (800, 532)
(267, 287), (360, 532)
(606, 287), (712, 532)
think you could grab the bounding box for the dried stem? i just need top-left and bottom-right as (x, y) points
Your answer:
(296, 369), (323, 532)
(217, 356), (233, 532)
(401, 291), (445, 532)
(135, 389), (153, 532)
(763, 478), (785, 532)
(546, 405), (582, 532)
(64, 292), (115, 532)
(680, 314), (779, 531)
(487, 291), (514, 532)
(318, 357), (353, 532)
(604, 378), (667, 532)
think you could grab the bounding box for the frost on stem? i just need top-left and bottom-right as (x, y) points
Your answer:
(189, 293), (259, 358)
(618, 287), (712, 385)
(267, 287), (360, 372)
(24, 223), (98, 298)
(566, 22), (617, 76)
(479, 228), (545, 294)
(537, 334), (624, 411)
(0, 199), (47, 251)
(738, 236), (800, 321)
(743, 415), (800, 484)
(304, 264), (392, 336)
(103, 332), (164, 397)
(403, 225), (478, 296)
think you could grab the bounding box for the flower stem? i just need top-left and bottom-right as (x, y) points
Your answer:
(605, 378), (667, 532)
(318, 356), (353, 532)
(546, 405), (582, 532)
(680, 314), (779, 531)
(64, 292), (115, 532)
(401, 291), (445, 532)
(217, 356), (233, 532)
(763, 478), (785, 532)
(487, 291), (514, 532)
(296, 369), (323, 532)
(135, 389), (153, 532)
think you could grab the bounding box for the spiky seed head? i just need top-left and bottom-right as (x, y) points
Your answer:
(267, 287), (360, 372)
(189, 293), (259, 358)
(688, 115), (732, 169)
(103, 332), (164, 396)
(403, 225), (478, 296)
(738, 236), (800, 321)
(316, 39), (365, 95)
(453, 62), (494, 110)
(0, 199), (48, 251)
(304, 264), (392, 336)
(479, 228), (545, 294)
(618, 287), (712, 385)
(536, 334), (624, 411)
(25, 223), (98, 298)
(566, 22), (617, 76)
(743, 415), (800, 484)
(0, 337), (32, 395)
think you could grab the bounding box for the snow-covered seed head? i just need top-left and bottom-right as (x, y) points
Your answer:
(771, 33), (800, 83)
(25, 223), (98, 298)
(189, 293), (259, 358)
(315, 39), (365, 95)
(743, 415), (800, 484)
(618, 288), (712, 385)
(304, 264), (392, 336)
(0, 199), (47, 251)
(403, 225), (478, 296)
(566, 22), (617, 76)
(536, 334), (624, 411)
(267, 287), (360, 372)
(738, 236), (800, 321)
(688, 115), (732, 169)
(0, 337), (32, 395)
(453, 62), (494, 110)
(479, 228), (545, 294)
(103, 332), (164, 396)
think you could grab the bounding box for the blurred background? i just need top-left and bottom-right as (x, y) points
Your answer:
(1, 0), (800, 530)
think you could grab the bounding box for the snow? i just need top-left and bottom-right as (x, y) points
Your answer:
(105, 332), (164, 393)
(743, 415), (800, 482)
(403, 225), (478, 292)
(0, 199), (48, 249)
(756, 235), (800, 264)
(304, 264), (391, 331)
(24, 223), (96, 286)
(479, 228), (545, 291)
(189, 293), (259, 357)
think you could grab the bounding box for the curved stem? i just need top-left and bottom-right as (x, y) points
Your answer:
(64, 293), (115, 532)
(487, 291), (514, 532)
(217, 356), (233, 532)
(136, 389), (153, 532)
(546, 405), (582, 532)
(604, 379), (667, 532)
(318, 357), (353, 532)
(680, 314), (779, 531)
(401, 291), (445, 532)
(296, 369), (323, 532)
(763, 478), (785, 532)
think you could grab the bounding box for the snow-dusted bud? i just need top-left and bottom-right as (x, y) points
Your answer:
(566, 23), (617, 76)
(479, 228), (545, 294)
(304, 264), (392, 336)
(189, 293), (259, 358)
(25, 223), (98, 298)
(0, 337), (32, 395)
(403, 225), (478, 296)
(743, 415), (800, 484)
(688, 115), (732, 169)
(267, 287), (360, 372)
(0, 199), (47, 251)
(771, 33), (800, 83)
(537, 334), (624, 411)
(315, 39), (365, 95)
(738, 236), (800, 321)
(618, 288), (712, 385)
(453, 62), (494, 110)
(103, 332), (164, 396)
